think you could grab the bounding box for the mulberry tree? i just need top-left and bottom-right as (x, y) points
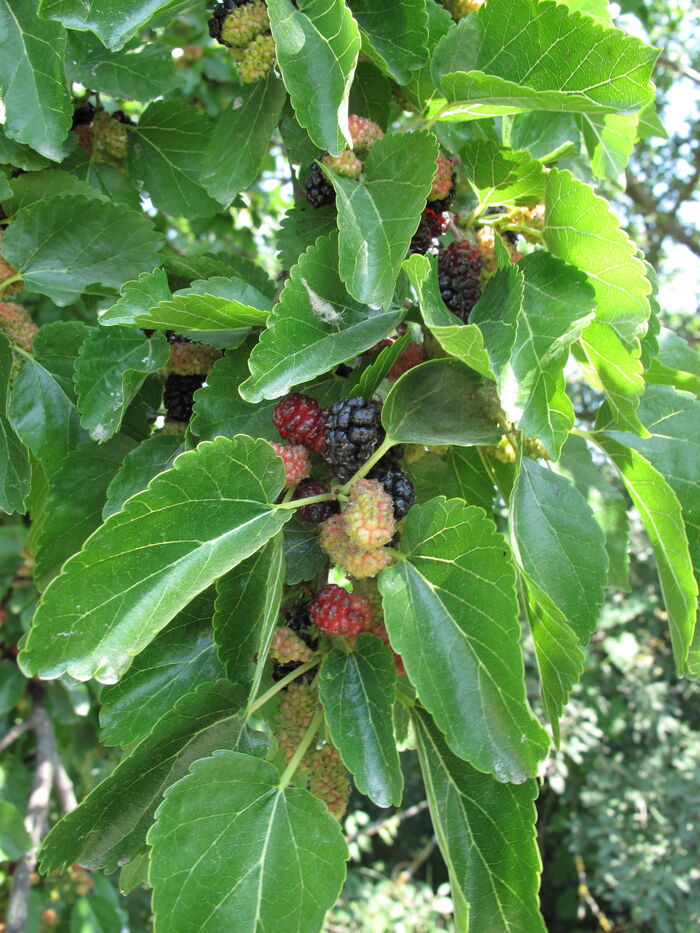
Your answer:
(0, 0), (698, 930)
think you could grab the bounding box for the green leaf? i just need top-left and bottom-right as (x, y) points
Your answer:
(578, 111), (637, 183)
(277, 204), (338, 270)
(349, 0), (429, 85)
(0, 0), (72, 160)
(0, 660), (26, 713)
(113, 277), (271, 334)
(431, 0), (657, 121)
(544, 169), (651, 343)
(34, 436), (136, 588)
(74, 328), (170, 442)
(379, 498), (549, 782)
(39, 681), (258, 873)
(413, 706), (546, 933)
(62, 147), (142, 210)
(128, 102), (220, 218)
(523, 577), (585, 745)
(591, 432), (698, 677)
(99, 589), (224, 747)
(283, 514), (327, 585)
(38, 0), (184, 50)
(470, 265), (525, 381)
(508, 112), (580, 163)
(149, 750), (348, 933)
(348, 61), (392, 128)
(164, 253), (277, 300)
(268, 0), (361, 155)
(401, 0), (453, 112)
(404, 253), (493, 380)
(0, 126), (55, 171)
(325, 131), (438, 309)
(3, 169), (107, 216)
(103, 433), (184, 518)
(202, 75), (287, 207)
(382, 360), (502, 446)
(190, 351), (278, 443)
(64, 31), (179, 101)
(33, 321), (92, 401)
(406, 448), (494, 513)
(346, 333), (410, 398)
(0, 195), (164, 306)
(100, 269), (172, 326)
(19, 436), (291, 684)
(320, 633), (402, 807)
(8, 355), (86, 476)
(578, 320), (648, 435)
(647, 328), (700, 396)
(0, 799), (32, 861)
(241, 233), (403, 403)
(0, 333), (30, 514)
(555, 435), (630, 591)
(510, 458), (607, 644)
(460, 141), (546, 206)
(502, 252), (595, 457)
(213, 533), (285, 696)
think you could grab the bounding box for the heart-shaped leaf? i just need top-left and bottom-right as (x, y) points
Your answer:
(0, 194), (164, 306)
(268, 0), (360, 154)
(0, 0), (72, 160)
(325, 131), (438, 309)
(241, 232), (403, 403)
(128, 102), (220, 218)
(382, 359), (502, 447)
(99, 589), (225, 747)
(379, 498), (549, 782)
(320, 633), (402, 807)
(413, 707), (546, 933)
(149, 750), (348, 933)
(39, 681), (258, 874)
(74, 327), (170, 442)
(19, 436), (291, 684)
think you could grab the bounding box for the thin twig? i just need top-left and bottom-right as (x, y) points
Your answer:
(0, 716), (36, 755)
(52, 754), (78, 814)
(345, 799), (429, 844)
(394, 834), (437, 883)
(6, 708), (56, 933)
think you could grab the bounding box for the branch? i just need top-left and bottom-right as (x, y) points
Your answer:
(52, 754), (78, 815)
(625, 170), (700, 260)
(657, 54), (700, 87)
(0, 716), (36, 755)
(345, 799), (429, 845)
(6, 709), (56, 933)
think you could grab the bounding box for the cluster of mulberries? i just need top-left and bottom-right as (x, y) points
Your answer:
(304, 114), (383, 208)
(308, 743), (350, 820)
(167, 339), (221, 376)
(160, 333), (220, 431)
(209, 0), (275, 83)
(437, 240), (483, 322)
(269, 625), (314, 665)
(0, 302), (38, 353)
(271, 603), (319, 682)
(90, 110), (131, 164)
(475, 226), (523, 276)
(271, 442), (311, 488)
(276, 682), (317, 767)
(506, 203), (546, 242)
(409, 208), (449, 256)
(163, 373), (204, 428)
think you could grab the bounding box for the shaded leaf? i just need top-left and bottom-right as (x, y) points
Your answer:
(0, 332), (30, 514)
(406, 448), (494, 513)
(277, 203), (337, 270)
(320, 633), (402, 807)
(99, 589), (224, 746)
(349, 0), (429, 85)
(103, 433), (184, 518)
(283, 514), (327, 585)
(38, 0), (186, 50)
(460, 141), (546, 206)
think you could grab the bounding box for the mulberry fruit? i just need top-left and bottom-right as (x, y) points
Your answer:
(428, 153), (456, 207)
(163, 372), (205, 423)
(269, 625), (314, 665)
(343, 479), (395, 550)
(294, 482), (338, 524)
(209, 0), (250, 42)
(319, 516), (392, 578)
(437, 241), (483, 322)
(91, 110), (129, 164)
(443, 0), (485, 21)
(0, 302), (37, 353)
(231, 33), (276, 83)
(409, 208), (448, 255)
(305, 161), (336, 209)
(369, 466), (416, 520)
(323, 396), (384, 482)
(219, 0), (269, 46)
(167, 341), (221, 376)
(273, 392), (326, 453)
(271, 442), (311, 487)
(308, 584), (373, 637)
(308, 743), (350, 820)
(386, 343), (424, 381)
(0, 252), (22, 298)
(320, 150), (363, 180)
(348, 114), (384, 154)
(276, 682), (317, 767)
